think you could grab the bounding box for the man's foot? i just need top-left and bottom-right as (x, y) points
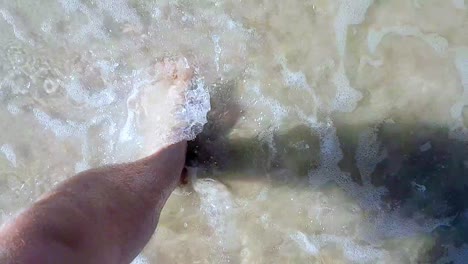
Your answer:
(154, 57), (194, 107)
(138, 57), (194, 154)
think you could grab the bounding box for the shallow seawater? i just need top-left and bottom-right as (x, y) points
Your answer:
(0, 0), (467, 263)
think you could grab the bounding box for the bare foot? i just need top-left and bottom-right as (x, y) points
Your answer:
(154, 57), (193, 107)
(154, 57), (193, 85)
(137, 58), (194, 154)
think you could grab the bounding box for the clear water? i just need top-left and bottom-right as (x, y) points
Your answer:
(0, 0), (467, 263)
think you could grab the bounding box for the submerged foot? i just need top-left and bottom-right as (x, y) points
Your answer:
(138, 57), (195, 154)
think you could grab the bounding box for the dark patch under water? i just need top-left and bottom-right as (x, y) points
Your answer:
(186, 82), (468, 262)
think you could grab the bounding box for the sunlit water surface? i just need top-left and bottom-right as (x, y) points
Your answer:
(0, 0), (467, 263)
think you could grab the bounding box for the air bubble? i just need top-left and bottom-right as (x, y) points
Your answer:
(43, 79), (60, 94)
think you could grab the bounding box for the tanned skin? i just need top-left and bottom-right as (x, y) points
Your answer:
(0, 141), (187, 264)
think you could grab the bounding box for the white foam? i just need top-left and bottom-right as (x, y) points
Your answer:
(6, 104), (20, 115)
(450, 47), (468, 121)
(359, 56), (383, 68)
(314, 234), (387, 262)
(59, 0), (141, 30)
(331, 64), (363, 113)
(290, 232), (319, 256)
(58, 0), (108, 43)
(64, 78), (116, 108)
(310, 121), (388, 214)
(0, 9), (35, 45)
(193, 178), (240, 251)
(455, 47), (468, 92)
(119, 85), (141, 143)
(334, 0), (374, 57)
(340, 0), (375, 25)
(95, 60), (120, 80)
(356, 126), (386, 183)
(131, 255), (149, 264)
(308, 121), (347, 187)
(278, 57), (311, 91)
(95, 0), (141, 26)
(176, 77), (211, 141)
(33, 109), (85, 139)
(276, 56), (321, 117)
(40, 20), (52, 33)
(449, 47), (468, 141)
(367, 26), (449, 56)
(1, 144), (17, 167)
(212, 35), (222, 73)
(248, 82), (289, 125)
(58, 0), (80, 13)
(390, 212), (450, 239)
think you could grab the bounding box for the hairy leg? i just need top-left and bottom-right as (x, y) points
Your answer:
(0, 141), (186, 264)
(0, 58), (193, 264)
